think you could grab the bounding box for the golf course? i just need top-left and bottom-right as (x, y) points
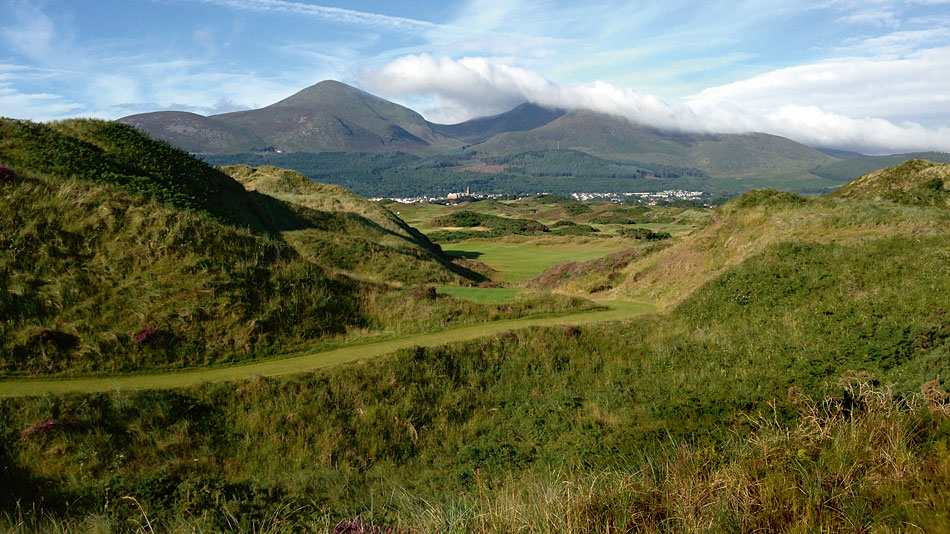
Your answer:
(0, 300), (655, 397)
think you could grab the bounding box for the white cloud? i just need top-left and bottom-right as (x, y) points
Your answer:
(0, 81), (82, 120)
(363, 53), (950, 154)
(184, 0), (440, 33)
(688, 48), (950, 128)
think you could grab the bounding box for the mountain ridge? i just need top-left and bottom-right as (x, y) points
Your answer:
(118, 80), (834, 177)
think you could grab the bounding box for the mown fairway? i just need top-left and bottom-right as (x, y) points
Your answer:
(435, 286), (519, 303)
(0, 300), (656, 397)
(443, 239), (631, 282)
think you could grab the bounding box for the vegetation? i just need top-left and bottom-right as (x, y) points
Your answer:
(3, 122), (949, 532)
(830, 159), (950, 208)
(2, 225), (948, 529)
(219, 164), (477, 284)
(426, 211), (550, 242)
(810, 150), (950, 183)
(442, 239), (634, 283)
(616, 227), (671, 240)
(435, 286), (519, 303)
(0, 119), (594, 376)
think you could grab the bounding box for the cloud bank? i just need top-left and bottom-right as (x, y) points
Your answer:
(363, 52), (950, 155)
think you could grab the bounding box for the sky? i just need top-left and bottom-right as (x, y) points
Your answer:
(2, 0), (949, 154)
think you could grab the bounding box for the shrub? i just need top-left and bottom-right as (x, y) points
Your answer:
(729, 188), (808, 209)
(618, 228), (671, 240)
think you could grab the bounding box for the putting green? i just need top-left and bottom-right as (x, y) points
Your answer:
(444, 240), (629, 282)
(0, 301), (656, 397)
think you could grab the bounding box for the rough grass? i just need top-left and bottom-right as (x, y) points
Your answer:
(524, 243), (670, 294)
(612, 188), (950, 308)
(2, 214), (948, 529)
(1, 120), (598, 376)
(0, 169), (362, 375)
(830, 159), (950, 208)
(222, 165), (474, 285)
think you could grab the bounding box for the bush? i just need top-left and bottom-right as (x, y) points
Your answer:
(729, 188), (808, 209)
(618, 228), (671, 240)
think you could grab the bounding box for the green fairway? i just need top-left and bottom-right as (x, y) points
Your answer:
(443, 240), (630, 282)
(0, 301), (656, 397)
(436, 286), (519, 303)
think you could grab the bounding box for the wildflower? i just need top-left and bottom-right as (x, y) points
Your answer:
(133, 324), (157, 343)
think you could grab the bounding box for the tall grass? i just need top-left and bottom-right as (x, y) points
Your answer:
(3, 380), (946, 532)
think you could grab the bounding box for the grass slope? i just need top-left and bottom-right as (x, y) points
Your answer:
(610, 187), (950, 308)
(830, 158), (950, 207)
(0, 119), (559, 377)
(443, 237), (632, 282)
(2, 161), (949, 531)
(811, 150), (950, 183)
(0, 119), (367, 375)
(220, 164), (478, 285)
(1, 228), (947, 530)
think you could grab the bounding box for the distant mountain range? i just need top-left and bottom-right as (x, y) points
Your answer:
(119, 80), (950, 195)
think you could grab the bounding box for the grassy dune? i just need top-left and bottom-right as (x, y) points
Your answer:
(2, 137), (949, 532)
(0, 119), (595, 376)
(610, 189), (950, 308)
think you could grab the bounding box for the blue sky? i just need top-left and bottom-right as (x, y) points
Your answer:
(2, 0), (949, 153)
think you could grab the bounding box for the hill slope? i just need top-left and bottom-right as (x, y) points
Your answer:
(0, 119), (480, 375)
(829, 159), (950, 207)
(221, 164), (479, 283)
(116, 110), (266, 154)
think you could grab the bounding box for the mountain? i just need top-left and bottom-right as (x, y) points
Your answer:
(466, 109), (836, 178)
(120, 80), (853, 194)
(120, 80), (462, 155)
(116, 110), (266, 154)
(212, 80), (461, 154)
(428, 102), (566, 143)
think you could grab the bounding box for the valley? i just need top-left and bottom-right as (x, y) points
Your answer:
(1, 116), (949, 533)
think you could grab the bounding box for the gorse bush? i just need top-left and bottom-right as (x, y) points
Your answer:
(726, 188), (808, 210)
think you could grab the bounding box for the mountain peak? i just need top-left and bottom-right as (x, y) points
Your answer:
(429, 102), (566, 143)
(268, 80), (367, 108)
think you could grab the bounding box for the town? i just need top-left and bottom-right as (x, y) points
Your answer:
(373, 188), (707, 205)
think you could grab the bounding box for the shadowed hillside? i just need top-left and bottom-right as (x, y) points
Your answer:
(221, 164), (482, 284)
(469, 109), (835, 179)
(0, 119), (492, 375)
